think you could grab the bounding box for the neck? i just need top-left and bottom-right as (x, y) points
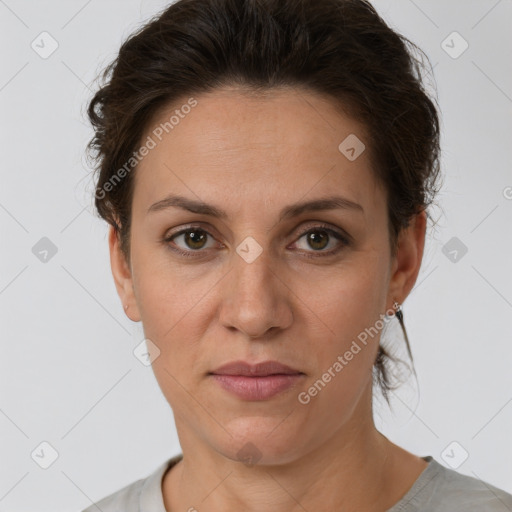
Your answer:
(163, 385), (426, 511)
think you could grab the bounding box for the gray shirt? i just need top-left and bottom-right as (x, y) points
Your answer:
(82, 454), (512, 511)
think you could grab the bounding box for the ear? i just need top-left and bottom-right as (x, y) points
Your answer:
(387, 210), (427, 309)
(108, 225), (141, 322)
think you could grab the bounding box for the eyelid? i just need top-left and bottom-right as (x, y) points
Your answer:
(294, 221), (352, 242)
(163, 221), (351, 257)
(289, 223), (351, 257)
(163, 224), (223, 256)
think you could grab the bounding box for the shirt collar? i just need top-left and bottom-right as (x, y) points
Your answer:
(139, 454), (183, 512)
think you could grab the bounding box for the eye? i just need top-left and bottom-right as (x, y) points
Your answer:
(163, 226), (219, 258)
(163, 223), (351, 259)
(291, 224), (350, 258)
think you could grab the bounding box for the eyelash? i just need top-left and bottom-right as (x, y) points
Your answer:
(163, 223), (351, 259)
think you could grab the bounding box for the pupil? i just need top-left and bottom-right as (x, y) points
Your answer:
(186, 230), (205, 249)
(309, 231), (328, 250)
(183, 230), (329, 251)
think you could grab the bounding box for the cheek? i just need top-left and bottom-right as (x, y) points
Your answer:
(296, 269), (386, 422)
(298, 252), (388, 387)
(132, 255), (218, 379)
(308, 252), (388, 337)
(132, 247), (205, 333)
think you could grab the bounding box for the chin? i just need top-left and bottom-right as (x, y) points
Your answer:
(212, 416), (306, 466)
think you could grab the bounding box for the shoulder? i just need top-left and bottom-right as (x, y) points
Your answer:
(392, 456), (512, 512)
(81, 476), (145, 512)
(81, 455), (182, 512)
(432, 462), (512, 511)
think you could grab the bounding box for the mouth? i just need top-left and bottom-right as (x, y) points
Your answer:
(208, 360), (305, 401)
(210, 360), (303, 377)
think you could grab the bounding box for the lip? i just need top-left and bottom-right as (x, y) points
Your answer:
(209, 360), (305, 401)
(210, 360), (303, 377)
(211, 374), (304, 400)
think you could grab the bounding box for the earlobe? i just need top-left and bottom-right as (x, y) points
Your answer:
(387, 210), (427, 308)
(108, 225), (141, 322)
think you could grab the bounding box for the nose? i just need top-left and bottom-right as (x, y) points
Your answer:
(218, 244), (293, 340)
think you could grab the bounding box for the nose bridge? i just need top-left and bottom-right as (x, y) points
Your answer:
(220, 237), (292, 338)
(234, 239), (275, 300)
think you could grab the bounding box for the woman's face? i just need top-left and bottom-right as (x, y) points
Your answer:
(109, 86), (425, 464)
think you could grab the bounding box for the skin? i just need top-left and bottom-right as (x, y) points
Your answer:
(109, 85), (428, 511)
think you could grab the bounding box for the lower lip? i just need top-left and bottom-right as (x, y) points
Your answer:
(210, 374), (304, 400)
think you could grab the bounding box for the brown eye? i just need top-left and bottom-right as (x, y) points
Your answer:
(164, 227), (216, 256)
(305, 230), (330, 251)
(182, 229), (208, 250)
(293, 224), (351, 258)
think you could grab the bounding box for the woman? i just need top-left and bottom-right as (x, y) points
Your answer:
(83, 0), (512, 510)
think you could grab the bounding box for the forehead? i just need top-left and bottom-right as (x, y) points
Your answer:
(132, 86), (383, 219)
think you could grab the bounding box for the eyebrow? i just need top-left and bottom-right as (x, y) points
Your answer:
(147, 193), (364, 222)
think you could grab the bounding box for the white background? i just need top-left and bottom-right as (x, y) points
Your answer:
(1, 0), (511, 510)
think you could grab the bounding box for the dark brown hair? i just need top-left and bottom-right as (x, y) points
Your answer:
(86, 0), (442, 401)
